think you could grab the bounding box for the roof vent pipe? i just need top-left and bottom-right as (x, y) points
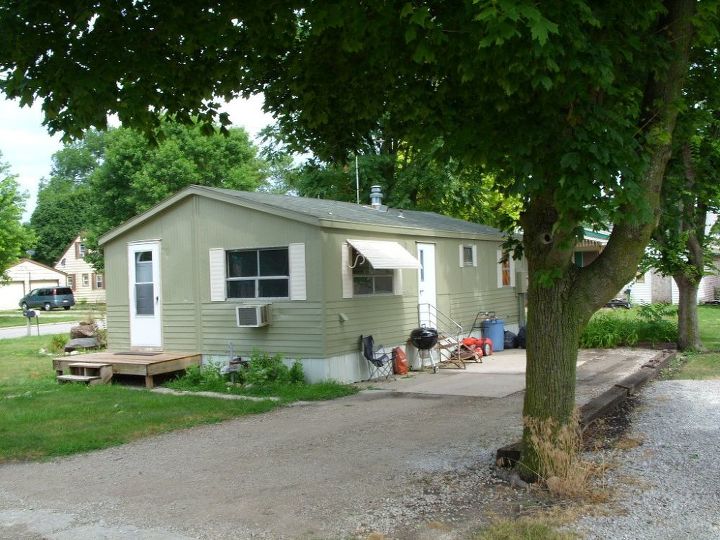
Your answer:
(369, 185), (383, 209)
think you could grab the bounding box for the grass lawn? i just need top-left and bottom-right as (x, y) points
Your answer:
(0, 335), (356, 462)
(698, 305), (720, 350)
(667, 305), (720, 380)
(471, 518), (578, 540)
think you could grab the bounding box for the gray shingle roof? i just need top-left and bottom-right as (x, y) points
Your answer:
(208, 187), (503, 237)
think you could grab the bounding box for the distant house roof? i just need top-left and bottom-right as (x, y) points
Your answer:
(6, 259), (67, 279)
(100, 185), (505, 245)
(583, 229), (610, 242)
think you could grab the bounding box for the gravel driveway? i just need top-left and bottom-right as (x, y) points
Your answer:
(0, 348), (670, 540)
(574, 380), (720, 540)
(0, 390), (524, 539)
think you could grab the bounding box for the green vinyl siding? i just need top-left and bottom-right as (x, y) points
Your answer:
(200, 301), (323, 358)
(106, 304), (130, 350)
(449, 289), (519, 330)
(324, 295), (418, 356)
(162, 303), (201, 351)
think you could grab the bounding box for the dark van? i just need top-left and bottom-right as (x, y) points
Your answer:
(19, 287), (75, 311)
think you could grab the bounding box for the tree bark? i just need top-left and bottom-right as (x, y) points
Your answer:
(674, 274), (704, 351)
(673, 142), (706, 352)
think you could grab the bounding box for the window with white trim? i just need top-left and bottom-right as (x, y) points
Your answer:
(497, 248), (516, 288)
(78, 243), (87, 258)
(96, 274), (105, 289)
(351, 248), (394, 295)
(463, 246), (473, 266)
(501, 259), (511, 286)
(226, 248), (289, 299)
(459, 244), (477, 267)
(82, 273), (90, 287)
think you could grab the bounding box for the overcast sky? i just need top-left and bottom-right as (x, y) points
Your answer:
(0, 95), (274, 220)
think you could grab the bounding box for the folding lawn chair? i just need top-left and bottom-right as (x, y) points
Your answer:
(360, 335), (394, 381)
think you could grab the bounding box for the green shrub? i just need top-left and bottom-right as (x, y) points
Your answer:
(48, 334), (68, 354)
(168, 352), (310, 394)
(636, 302), (677, 323)
(580, 308), (677, 348)
(172, 362), (228, 391)
(289, 360), (305, 384)
(245, 350), (294, 385)
(579, 312), (637, 348)
(95, 328), (107, 348)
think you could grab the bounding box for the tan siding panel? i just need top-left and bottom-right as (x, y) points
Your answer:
(324, 297), (419, 356)
(106, 304), (130, 350)
(199, 301), (324, 357)
(448, 289), (519, 330)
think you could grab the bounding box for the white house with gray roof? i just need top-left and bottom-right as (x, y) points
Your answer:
(99, 185), (523, 382)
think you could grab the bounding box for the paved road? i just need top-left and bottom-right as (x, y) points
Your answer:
(0, 321), (77, 339)
(0, 318), (106, 339)
(0, 348), (658, 539)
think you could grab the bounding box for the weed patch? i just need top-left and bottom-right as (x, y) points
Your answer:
(166, 351), (358, 403)
(472, 516), (579, 540)
(524, 411), (608, 502)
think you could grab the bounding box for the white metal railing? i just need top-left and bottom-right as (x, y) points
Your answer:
(417, 303), (464, 365)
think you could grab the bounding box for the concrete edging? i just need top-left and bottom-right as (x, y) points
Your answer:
(496, 349), (677, 466)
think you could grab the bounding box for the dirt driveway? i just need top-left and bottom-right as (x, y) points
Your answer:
(0, 348), (657, 539)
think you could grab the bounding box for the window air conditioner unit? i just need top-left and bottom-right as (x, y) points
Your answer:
(236, 304), (271, 327)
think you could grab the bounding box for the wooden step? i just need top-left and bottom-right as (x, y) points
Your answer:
(68, 362), (111, 369)
(65, 362), (113, 384)
(57, 374), (102, 384)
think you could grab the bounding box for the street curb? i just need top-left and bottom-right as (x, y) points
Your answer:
(495, 349), (677, 467)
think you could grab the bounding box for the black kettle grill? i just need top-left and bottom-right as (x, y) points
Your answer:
(410, 327), (439, 350)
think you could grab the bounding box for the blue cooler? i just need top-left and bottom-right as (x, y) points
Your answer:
(481, 318), (505, 352)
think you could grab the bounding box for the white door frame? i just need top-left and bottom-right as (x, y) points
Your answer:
(128, 241), (162, 349)
(417, 243), (437, 327)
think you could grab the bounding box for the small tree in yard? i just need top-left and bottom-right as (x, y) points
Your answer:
(645, 47), (720, 351)
(0, 151), (32, 278)
(0, 0), (712, 478)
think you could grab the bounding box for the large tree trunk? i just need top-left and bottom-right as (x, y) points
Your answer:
(518, 195), (592, 478)
(517, 0), (695, 480)
(674, 274), (703, 351)
(521, 273), (587, 477)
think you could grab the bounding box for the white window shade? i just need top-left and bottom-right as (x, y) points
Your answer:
(346, 239), (420, 269)
(209, 248), (226, 301)
(288, 243), (307, 301)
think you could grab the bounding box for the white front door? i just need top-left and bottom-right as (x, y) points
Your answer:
(128, 241), (162, 348)
(417, 243), (437, 327)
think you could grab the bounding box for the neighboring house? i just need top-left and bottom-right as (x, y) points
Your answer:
(54, 235), (106, 304)
(98, 185), (525, 383)
(575, 226), (720, 305)
(0, 259), (67, 310)
(573, 230), (608, 269)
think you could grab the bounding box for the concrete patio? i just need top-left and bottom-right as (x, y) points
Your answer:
(362, 347), (658, 403)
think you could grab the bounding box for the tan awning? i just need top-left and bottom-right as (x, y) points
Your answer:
(347, 239), (420, 269)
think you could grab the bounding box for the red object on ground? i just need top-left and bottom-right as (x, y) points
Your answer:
(461, 337), (493, 356)
(392, 347), (409, 375)
(479, 337), (493, 356)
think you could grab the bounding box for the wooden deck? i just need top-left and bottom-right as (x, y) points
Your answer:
(53, 351), (202, 388)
